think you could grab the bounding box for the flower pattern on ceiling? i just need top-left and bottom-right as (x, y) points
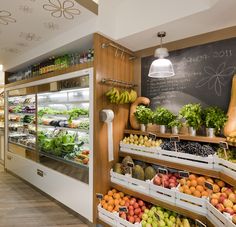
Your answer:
(43, 0), (81, 20)
(2, 47), (20, 54)
(0, 10), (16, 25)
(44, 22), (59, 30)
(19, 32), (41, 42)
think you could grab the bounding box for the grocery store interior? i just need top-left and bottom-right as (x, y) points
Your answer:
(1, 0), (236, 226)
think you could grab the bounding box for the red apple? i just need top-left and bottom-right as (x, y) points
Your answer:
(221, 187), (228, 193)
(120, 212), (126, 220)
(216, 203), (225, 212)
(224, 207), (235, 215)
(226, 189), (233, 196)
(170, 176), (177, 181)
(134, 208), (141, 215)
(130, 200), (135, 206)
(128, 216), (135, 223)
(125, 202), (130, 207)
(224, 199), (234, 208)
(133, 215), (138, 219)
(129, 206), (134, 210)
(129, 209), (134, 216)
(228, 193), (236, 203)
(219, 195), (227, 204)
(141, 206), (146, 211)
(169, 183), (176, 188)
(211, 198), (219, 206)
(169, 179), (176, 184)
(153, 176), (161, 186)
(138, 212), (143, 219)
(162, 175), (169, 181)
(138, 200), (144, 207)
(163, 180), (169, 188)
(135, 217), (141, 223)
(133, 202), (139, 209)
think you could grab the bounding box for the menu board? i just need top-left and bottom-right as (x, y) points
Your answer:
(141, 37), (236, 112)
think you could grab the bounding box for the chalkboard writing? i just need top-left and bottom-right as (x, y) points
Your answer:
(141, 38), (236, 112)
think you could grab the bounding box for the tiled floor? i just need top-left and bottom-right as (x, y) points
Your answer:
(0, 165), (88, 227)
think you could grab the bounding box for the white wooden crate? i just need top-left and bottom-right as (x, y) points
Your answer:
(206, 202), (229, 227)
(149, 177), (176, 204)
(175, 186), (207, 215)
(214, 155), (236, 179)
(110, 169), (150, 195)
(117, 217), (142, 227)
(158, 149), (214, 169)
(98, 204), (118, 227)
(227, 216), (236, 227)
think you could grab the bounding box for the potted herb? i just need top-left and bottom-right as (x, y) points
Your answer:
(168, 118), (183, 134)
(152, 107), (175, 133)
(179, 103), (202, 136)
(202, 106), (228, 137)
(134, 105), (153, 131)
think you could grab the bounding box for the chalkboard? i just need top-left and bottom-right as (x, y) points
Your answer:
(141, 37), (236, 112)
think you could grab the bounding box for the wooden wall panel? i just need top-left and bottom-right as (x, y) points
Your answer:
(93, 33), (134, 222)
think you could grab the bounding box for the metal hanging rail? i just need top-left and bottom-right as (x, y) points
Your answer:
(101, 42), (136, 60)
(100, 78), (137, 88)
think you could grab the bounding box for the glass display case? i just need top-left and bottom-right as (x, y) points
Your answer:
(8, 94), (36, 160)
(37, 85), (90, 183)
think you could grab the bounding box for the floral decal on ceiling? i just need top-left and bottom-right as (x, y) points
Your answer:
(19, 32), (41, 41)
(19, 5), (33, 14)
(2, 47), (20, 54)
(0, 10), (16, 25)
(195, 62), (235, 96)
(43, 0), (81, 20)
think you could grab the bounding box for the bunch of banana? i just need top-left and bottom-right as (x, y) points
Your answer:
(106, 88), (120, 103)
(129, 89), (137, 103)
(118, 91), (130, 104)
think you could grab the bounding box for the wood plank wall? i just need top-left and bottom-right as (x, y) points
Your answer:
(93, 33), (134, 222)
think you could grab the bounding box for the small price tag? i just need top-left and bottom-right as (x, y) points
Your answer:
(204, 181), (213, 190)
(127, 162), (134, 168)
(179, 171), (189, 178)
(170, 136), (180, 142)
(148, 133), (157, 141)
(219, 141), (228, 149)
(158, 168), (168, 175)
(195, 219), (207, 227)
(96, 193), (103, 200)
(119, 206), (128, 213)
(154, 212), (160, 221)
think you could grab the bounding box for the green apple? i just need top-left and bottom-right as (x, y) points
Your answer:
(148, 210), (154, 217)
(151, 206), (157, 213)
(152, 221), (158, 227)
(141, 220), (147, 227)
(147, 217), (153, 224)
(164, 212), (169, 218)
(169, 215), (176, 223)
(144, 209), (149, 214)
(146, 224), (152, 227)
(142, 213), (148, 221)
(159, 220), (166, 227)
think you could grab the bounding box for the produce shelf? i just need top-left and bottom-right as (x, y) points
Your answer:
(8, 141), (35, 151)
(110, 182), (209, 224)
(39, 100), (90, 105)
(38, 124), (89, 133)
(39, 150), (89, 170)
(124, 129), (226, 144)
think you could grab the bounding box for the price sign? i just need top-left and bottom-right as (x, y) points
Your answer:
(127, 162), (134, 168)
(148, 133), (157, 141)
(219, 141), (229, 149)
(154, 212), (160, 221)
(96, 193), (103, 200)
(195, 219), (207, 227)
(158, 168), (168, 175)
(179, 171), (189, 178)
(170, 136), (180, 142)
(119, 206), (128, 213)
(204, 181), (213, 190)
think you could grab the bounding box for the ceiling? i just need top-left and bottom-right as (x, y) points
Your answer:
(0, 0), (97, 69)
(2, 0), (236, 72)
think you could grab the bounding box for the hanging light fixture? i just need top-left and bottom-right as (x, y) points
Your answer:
(148, 31), (175, 78)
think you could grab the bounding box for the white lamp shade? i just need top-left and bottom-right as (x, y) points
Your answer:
(148, 58), (175, 78)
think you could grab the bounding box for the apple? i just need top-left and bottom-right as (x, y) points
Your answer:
(170, 215), (176, 222)
(129, 209), (134, 216)
(169, 183), (176, 188)
(120, 212), (126, 219)
(211, 198), (219, 206)
(148, 210), (154, 217)
(134, 208), (141, 215)
(233, 205), (236, 212)
(216, 203), (225, 212)
(142, 213), (148, 221)
(224, 207), (235, 215)
(141, 206), (147, 211)
(163, 180), (169, 188)
(228, 193), (236, 203)
(138, 200), (144, 207)
(147, 217), (153, 224)
(138, 212), (143, 219)
(221, 192), (228, 198)
(151, 206), (157, 212)
(128, 216), (135, 223)
(141, 220), (147, 227)
(135, 217), (141, 223)
(170, 176), (177, 181)
(144, 209), (149, 214)
(224, 199), (234, 208)
(219, 195), (227, 204)
(146, 224), (152, 227)
(134, 202), (139, 209)
(153, 176), (161, 186)
(125, 202), (129, 207)
(162, 175), (169, 181)
(221, 187), (228, 193)
(211, 194), (219, 200)
(130, 199), (136, 205)
(129, 205), (134, 210)
(226, 189), (233, 196)
(169, 179), (176, 184)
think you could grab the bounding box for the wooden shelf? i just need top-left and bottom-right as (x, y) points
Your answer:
(5, 61), (93, 88)
(124, 129), (226, 144)
(119, 151), (219, 178)
(110, 182), (208, 224)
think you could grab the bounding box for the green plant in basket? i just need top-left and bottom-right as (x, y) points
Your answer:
(134, 105), (153, 125)
(168, 118), (183, 128)
(152, 107), (175, 126)
(202, 106), (228, 133)
(179, 103), (202, 129)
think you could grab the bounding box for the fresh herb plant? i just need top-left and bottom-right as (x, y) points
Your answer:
(152, 107), (175, 126)
(179, 103), (202, 129)
(134, 105), (153, 125)
(168, 118), (183, 128)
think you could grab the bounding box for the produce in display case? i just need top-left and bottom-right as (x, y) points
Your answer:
(37, 86), (91, 183)
(8, 94), (36, 151)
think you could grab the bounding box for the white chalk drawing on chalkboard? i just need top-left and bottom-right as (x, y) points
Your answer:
(195, 62), (235, 96)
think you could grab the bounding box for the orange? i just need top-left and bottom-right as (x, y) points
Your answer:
(114, 205), (120, 212)
(107, 205), (114, 212)
(119, 192), (124, 198)
(114, 199), (120, 206)
(206, 178), (214, 184)
(201, 191), (209, 197)
(103, 203), (108, 210)
(193, 190), (201, 198)
(179, 186), (184, 193)
(112, 189), (117, 194)
(190, 186), (196, 193)
(186, 180), (191, 187)
(179, 179), (186, 186)
(101, 200), (106, 206)
(190, 179), (198, 187)
(123, 196), (129, 201)
(114, 193), (121, 200)
(183, 185), (189, 191)
(119, 200), (125, 206)
(189, 174), (197, 181)
(196, 185), (204, 193)
(104, 195), (109, 202)
(108, 199), (114, 206)
(185, 189), (192, 195)
(108, 190), (113, 196)
(197, 177), (206, 186)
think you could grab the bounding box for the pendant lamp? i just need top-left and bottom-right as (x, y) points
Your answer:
(148, 32), (175, 78)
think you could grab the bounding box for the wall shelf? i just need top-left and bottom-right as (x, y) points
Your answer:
(124, 129), (226, 144)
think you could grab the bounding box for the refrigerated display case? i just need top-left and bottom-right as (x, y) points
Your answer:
(5, 68), (94, 221)
(0, 89), (4, 162)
